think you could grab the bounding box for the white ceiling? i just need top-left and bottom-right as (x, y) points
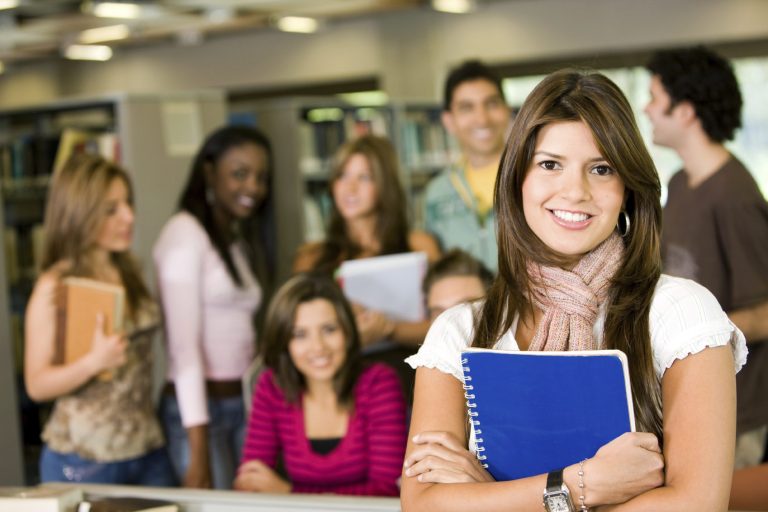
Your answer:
(0, 0), (426, 64)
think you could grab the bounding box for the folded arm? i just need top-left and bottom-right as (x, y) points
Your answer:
(401, 367), (666, 512)
(595, 344), (736, 512)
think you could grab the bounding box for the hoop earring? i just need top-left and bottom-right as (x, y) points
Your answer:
(617, 210), (631, 237)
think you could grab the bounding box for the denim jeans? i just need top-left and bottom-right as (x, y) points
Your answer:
(39, 446), (176, 486)
(159, 394), (245, 489)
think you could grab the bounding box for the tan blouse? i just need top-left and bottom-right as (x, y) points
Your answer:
(42, 300), (165, 462)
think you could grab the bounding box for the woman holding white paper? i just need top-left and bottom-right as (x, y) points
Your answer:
(24, 153), (173, 485)
(401, 70), (745, 511)
(293, 135), (440, 347)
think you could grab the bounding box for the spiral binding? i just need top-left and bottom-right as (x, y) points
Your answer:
(462, 357), (488, 468)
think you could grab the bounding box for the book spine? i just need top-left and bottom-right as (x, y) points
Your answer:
(461, 357), (488, 469)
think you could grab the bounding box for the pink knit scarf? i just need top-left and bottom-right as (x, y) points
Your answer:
(526, 232), (625, 351)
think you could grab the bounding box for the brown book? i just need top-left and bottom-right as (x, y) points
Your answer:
(56, 277), (125, 379)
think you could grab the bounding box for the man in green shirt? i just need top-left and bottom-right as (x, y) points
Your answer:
(423, 60), (512, 273)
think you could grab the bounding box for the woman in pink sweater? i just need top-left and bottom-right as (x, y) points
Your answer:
(235, 273), (407, 496)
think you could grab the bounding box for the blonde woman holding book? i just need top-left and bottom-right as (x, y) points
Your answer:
(24, 153), (173, 485)
(400, 70), (746, 511)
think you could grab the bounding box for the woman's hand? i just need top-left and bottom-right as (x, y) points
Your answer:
(353, 305), (395, 347)
(184, 459), (212, 489)
(576, 432), (665, 506)
(403, 431), (495, 484)
(184, 425), (211, 488)
(234, 460), (291, 493)
(85, 313), (127, 374)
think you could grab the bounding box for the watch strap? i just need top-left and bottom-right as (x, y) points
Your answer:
(546, 468), (565, 493)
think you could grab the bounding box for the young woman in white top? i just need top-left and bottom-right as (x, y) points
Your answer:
(154, 125), (272, 489)
(401, 70), (746, 511)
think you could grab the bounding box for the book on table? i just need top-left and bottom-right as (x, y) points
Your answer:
(461, 347), (635, 481)
(56, 277), (125, 380)
(337, 251), (427, 323)
(0, 486), (83, 512)
(76, 495), (179, 512)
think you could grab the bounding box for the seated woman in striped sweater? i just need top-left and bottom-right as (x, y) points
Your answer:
(234, 273), (407, 496)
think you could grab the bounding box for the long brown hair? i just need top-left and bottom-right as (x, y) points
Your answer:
(179, 125), (273, 286)
(258, 273), (362, 405)
(314, 135), (409, 273)
(42, 153), (151, 317)
(473, 69), (663, 440)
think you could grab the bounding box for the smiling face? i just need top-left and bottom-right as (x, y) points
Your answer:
(442, 78), (511, 166)
(522, 121), (625, 257)
(288, 298), (348, 388)
(95, 177), (134, 253)
(332, 152), (379, 221)
(207, 142), (269, 222)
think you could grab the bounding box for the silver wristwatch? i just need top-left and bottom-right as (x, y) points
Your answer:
(543, 468), (575, 512)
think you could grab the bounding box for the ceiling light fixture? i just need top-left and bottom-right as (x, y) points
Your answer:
(0, 0), (19, 11)
(78, 24), (130, 44)
(431, 0), (476, 14)
(91, 2), (142, 19)
(64, 44), (113, 61)
(275, 16), (319, 34)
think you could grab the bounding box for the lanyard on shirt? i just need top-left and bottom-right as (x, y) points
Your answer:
(449, 164), (488, 227)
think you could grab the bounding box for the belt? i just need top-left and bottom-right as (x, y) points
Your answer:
(164, 380), (242, 399)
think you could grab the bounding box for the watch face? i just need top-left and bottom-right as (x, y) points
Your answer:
(544, 492), (573, 512)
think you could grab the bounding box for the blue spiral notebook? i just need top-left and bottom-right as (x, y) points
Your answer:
(461, 348), (635, 481)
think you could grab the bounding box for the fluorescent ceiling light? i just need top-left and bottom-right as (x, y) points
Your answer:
(92, 2), (142, 19)
(0, 0), (19, 11)
(64, 44), (113, 61)
(276, 16), (319, 34)
(432, 0), (476, 14)
(306, 108), (344, 123)
(78, 24), (130, 44)
(337, 91), (389, 107)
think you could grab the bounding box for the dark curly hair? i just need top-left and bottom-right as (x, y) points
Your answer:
(646, 46), (742, 143)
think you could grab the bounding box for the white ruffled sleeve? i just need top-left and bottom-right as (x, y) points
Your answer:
(405, 302), (476, 382)
(650, 275), (748, 378)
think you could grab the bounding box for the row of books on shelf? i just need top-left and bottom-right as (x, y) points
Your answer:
(297, 109), (391, 176)
(399, 109), (458, 170)
(295, 105), (455, 177)
(3, 224), (45, 284)
(0, 129), (119, 187)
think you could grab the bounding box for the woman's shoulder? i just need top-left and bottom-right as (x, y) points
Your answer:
(651, 274), (723, 315)
(649, 274), (746, 376)
(154, 211), (210, 258)
(254, 368), (285, 399)
(405, 302), (478, 381)
(292, 241), (327, 273)
(407, 230), (441, 262)
(31, 265), (67, 298)
(358, 363), (400, 388)
(157, 211), (208, 244)
(354, 363), (404, 405)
